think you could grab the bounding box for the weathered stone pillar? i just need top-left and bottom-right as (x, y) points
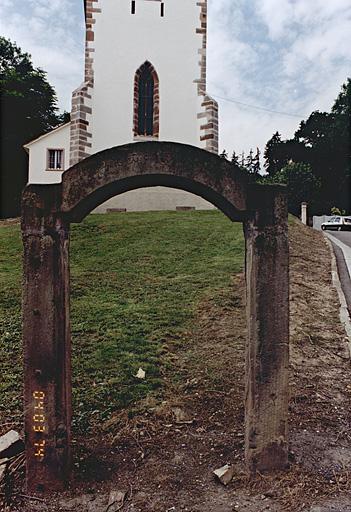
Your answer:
(244, 184), (289, 473)
(22, 186), (72, 493)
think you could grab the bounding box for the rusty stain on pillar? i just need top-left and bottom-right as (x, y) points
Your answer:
(244, 184), (289, 473)
(20, 142), (289, 493)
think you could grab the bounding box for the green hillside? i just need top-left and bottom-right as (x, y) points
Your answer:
(0, 211), (244, 434)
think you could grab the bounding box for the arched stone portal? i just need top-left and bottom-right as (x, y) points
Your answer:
(21, 142), (289, 493)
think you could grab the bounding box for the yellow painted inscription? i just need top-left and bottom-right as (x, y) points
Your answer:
(32, 391), (46, 461)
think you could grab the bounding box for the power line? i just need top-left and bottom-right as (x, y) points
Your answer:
(210, 93), (306, 119)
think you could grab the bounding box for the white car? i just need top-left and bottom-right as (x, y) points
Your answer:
(321, 216), (351, 231)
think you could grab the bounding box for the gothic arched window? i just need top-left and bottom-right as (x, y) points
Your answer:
(133, 62), (159, 138)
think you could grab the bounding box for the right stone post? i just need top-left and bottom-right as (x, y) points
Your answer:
(244, 184), (289, 473)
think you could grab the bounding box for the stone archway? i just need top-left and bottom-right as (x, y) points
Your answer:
(21, 142), (289, 493)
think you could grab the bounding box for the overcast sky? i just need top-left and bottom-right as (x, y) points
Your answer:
(1, 0), (350, 156)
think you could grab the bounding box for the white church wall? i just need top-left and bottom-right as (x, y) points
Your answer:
(26, 123), (71, 184)
(91, 0), (203, 152)
(89, 0), (215, 212)
(24, 0), (218, 212)
(93, 187), (215, 213)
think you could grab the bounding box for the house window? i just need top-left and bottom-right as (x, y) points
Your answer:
(133, 61), (160, 138)
(131, 0), (135, 14)
(47, 149), (64, 170)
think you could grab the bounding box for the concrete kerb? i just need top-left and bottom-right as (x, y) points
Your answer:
(324, 236), (351, 351)
(326, 233), (351, 278)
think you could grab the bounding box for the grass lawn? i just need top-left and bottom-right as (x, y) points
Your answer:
(0, 211), (244, 435)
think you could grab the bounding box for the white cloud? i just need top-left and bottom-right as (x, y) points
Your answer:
(255, 0), (351, 40)
(0, 0), (85, 110)
(207, 0), (351, 155)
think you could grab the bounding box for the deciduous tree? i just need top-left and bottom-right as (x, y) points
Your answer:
(263, 79), (351, 213)
(0, 37), (63, 217)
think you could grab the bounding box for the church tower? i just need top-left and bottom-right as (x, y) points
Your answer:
(25, 0), (219, 211)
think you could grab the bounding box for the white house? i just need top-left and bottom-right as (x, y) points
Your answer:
(24, 0), (219, 212)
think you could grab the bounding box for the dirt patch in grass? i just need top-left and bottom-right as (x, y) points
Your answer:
(1, 215), (351, 511)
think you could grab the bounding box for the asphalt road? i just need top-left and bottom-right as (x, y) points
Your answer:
(328, 231), (351, 248)
(327, 231), (351, 315)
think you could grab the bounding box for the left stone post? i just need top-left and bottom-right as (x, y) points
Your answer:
(22, 186), (72, 493)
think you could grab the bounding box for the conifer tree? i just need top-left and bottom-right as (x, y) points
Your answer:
(231, 151), (240, 166)
(252, 147), (261, 175)
(264, 131), (283, 175)
(245, 149), (254, 173)
(219, 149), (228, 159)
